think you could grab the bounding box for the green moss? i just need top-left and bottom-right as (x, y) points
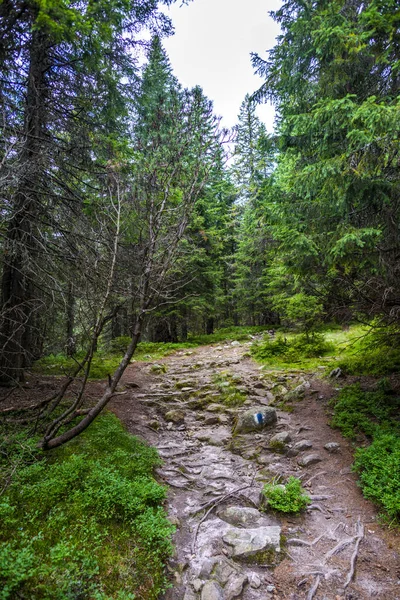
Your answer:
(0, 414), (173, 599)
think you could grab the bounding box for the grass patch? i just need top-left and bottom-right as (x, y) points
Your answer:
(262, 477), (310, 514)
(330, 383), (400, 522)
(0, 413), (173, 599)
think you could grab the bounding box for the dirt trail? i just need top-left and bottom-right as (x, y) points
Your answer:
(111, 340), (400, 600)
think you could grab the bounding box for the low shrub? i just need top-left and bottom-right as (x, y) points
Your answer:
(263, 477), (310, 513)
(354, 433), (400, 521)
(330, 383), (400, 440)
(252, 332), (334, 363)
(0, 414), (173, 599)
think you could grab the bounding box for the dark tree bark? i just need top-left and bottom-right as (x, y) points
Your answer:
(0, 27), (49, 384)
(206, 316), (214, 335)
(66, 283), (76, 357)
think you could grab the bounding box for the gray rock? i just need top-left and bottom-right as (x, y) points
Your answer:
(293, 439), (313, 452)
(184, 590), (197, 600)
(298, 453), (323, 467)
(249, 573), (262, 589)
(329, 367), (342, 378)
(270, 431), (292, 444)
(225, 574), (248, 600)
(207, 403), (224, 412)
(192, 578), (203, 592)
(194, 427), (231, 446)
(213, 557), (238, 584)
(267, 585), (276, 593)
(285, 381), (311, 400)
(231, 340), (241, 347)
(204, 415), (220, 426)
(164, 409), (185, 423)
(201, 581), (224, 600)
(223, 525), (281, 558)
(233, 407), (277, 434)
(324, 442), (340, 453)
(218, 506), (265, 528)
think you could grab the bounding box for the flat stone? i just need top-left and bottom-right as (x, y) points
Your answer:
(223, 525), (281, 558)
(293, 439), (313, 452)
(285, 381), (311, 400)
(298, 453), (323, 467)
(201, 466), (233, 480)
(194, 427), (231, 446)
(234, 407), (277, 434)
(324, 442), (340, 453)
(184, 590), (197, 600)
(207, 403), (224, 412)
(201, 581), (224, 600)
(204, 415), (220, 426)
(225, 574), (248, 600)
(218, 506), (266, 528)
(270, 431), (292, 444)
(165, 409), (185, 423)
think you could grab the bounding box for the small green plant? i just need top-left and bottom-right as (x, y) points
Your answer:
(263, 476), (310, 513)
(353, 433), (400, 522)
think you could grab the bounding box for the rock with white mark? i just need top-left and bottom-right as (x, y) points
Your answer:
(298, 453), (323, 467)
(233, 407), (277, 434)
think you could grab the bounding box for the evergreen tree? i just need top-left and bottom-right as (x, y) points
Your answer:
(251, 0), (400, 325)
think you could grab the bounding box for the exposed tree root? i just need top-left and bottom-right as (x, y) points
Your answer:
(306, 574), (320, 600)
(344, 519), (364, 589)
(287, 533), (325, 547)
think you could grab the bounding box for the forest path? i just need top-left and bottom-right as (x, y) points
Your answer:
(111, 340), (400, 600)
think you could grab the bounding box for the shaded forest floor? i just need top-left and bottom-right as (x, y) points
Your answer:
(111, 339), (400, 600)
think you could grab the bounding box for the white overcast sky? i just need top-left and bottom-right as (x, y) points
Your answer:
(162, 0), (282, 131)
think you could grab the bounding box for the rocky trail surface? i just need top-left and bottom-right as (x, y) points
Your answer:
(111, 340), (400, 600)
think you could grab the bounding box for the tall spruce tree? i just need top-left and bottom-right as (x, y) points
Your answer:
(251, 0), (400, 325)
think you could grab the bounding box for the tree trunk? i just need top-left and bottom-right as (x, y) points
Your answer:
(66, 283), (76, 357)
(0, 27), (49, 384)
(206, 317), (214, 335)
